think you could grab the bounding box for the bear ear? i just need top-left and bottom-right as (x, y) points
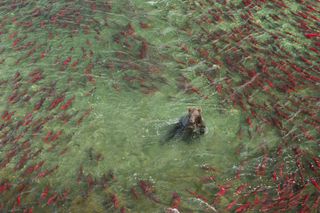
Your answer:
(197, 108), (202, 113)
(188, 107), (192, 113)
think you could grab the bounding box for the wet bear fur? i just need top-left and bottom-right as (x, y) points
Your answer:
(166, 108), (206, 141)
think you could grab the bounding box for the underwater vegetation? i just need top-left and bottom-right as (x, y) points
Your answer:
(0, 0), (319, 212)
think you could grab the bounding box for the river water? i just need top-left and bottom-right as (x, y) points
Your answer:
(0, 0), (319, 212)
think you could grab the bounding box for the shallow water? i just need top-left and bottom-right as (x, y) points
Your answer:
(0, 0), (319, 212)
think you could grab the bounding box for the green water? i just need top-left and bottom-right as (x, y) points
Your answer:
(0, 1), (248, 211)
(0, 0), (319, 212)
(64, 87), (238, 210)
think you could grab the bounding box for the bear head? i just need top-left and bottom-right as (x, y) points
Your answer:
(187, 107), (202, 126)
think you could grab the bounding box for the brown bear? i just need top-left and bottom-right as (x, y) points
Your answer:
(166, 107), (206, 141)
(183, 108), (206, 135)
